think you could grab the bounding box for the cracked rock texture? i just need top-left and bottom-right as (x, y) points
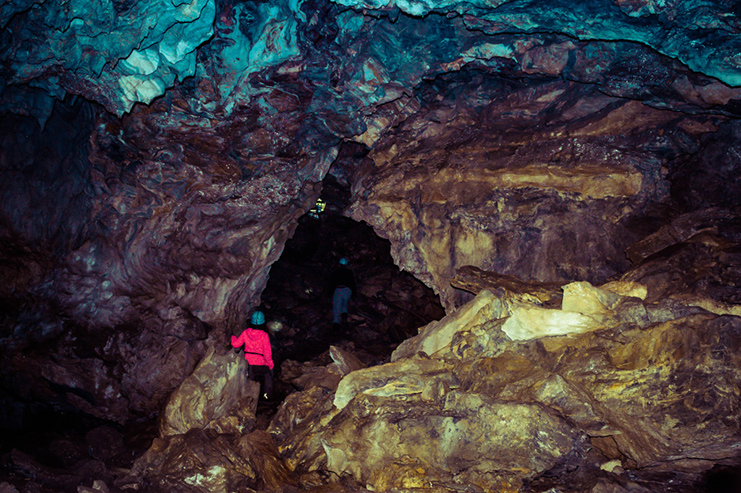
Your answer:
(264, 237), (741, 491)
(0, 0), (740, 491)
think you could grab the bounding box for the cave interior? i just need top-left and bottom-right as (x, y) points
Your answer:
(1, 0), (741, 491)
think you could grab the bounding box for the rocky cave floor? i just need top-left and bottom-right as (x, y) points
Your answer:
(3, 202), (741, 493)
(0, 178), (447, 493)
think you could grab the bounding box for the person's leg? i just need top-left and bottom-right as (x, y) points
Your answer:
(337, 287), (351, 317)
(252, 365), (272, 400)
(332, 288), (343, 324)
(263, 370), (273, 399)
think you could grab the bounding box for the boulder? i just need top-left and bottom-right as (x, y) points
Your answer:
(329, 345), (366, 376)
(391, 289), (504, 361)
(451, 264), (564, 304)
(120, 429), (295, 493)
(279, 358), (344, 392)
(159, 346), (258, 437)
(500, 302), (604, 341)
(323, 391), (582, 491)
(268, 386), (339, 475)
(333, 356), (456, 410)
(267, 263), (741, 491)
(77, 479), (111, 493)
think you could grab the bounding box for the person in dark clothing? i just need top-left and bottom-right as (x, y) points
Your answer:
(329, 257), (356, 325)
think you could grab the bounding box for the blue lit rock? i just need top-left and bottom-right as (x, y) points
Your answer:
(0, 0), (215, 117)
(332, 0), (741, 86)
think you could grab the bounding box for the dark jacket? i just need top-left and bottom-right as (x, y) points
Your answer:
(329, 266), (356, 293)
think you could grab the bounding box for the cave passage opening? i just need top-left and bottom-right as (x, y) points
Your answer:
(258, 173), (446, 369)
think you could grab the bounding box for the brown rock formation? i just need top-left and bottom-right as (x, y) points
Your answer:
(347, 76), (726, 311)
(1, 1), (740, 491)
(159, 346), (259, 437)
(260, 236), (741, 492)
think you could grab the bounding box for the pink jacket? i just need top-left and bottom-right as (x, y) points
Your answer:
(231, 328), (274, 370)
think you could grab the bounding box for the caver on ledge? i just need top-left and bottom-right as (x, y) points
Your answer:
(231, 310), (274, 400)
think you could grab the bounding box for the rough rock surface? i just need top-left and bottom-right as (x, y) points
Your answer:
(1, 0), (215, 121)
(119, 429), (295, 493)
(159, 346), (259, 437)
(265, 237), (741, 492)
(346, 74), (737, 309)
(1, 0), (741, 491)
(1, 0), (741, 427)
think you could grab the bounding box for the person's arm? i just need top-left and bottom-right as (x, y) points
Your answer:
(231, 331), (244, 349)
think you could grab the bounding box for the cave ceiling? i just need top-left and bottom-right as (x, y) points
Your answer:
(1, 0), (740, 424)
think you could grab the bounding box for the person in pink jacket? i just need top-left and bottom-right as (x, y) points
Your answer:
(232, 310), (274, 400)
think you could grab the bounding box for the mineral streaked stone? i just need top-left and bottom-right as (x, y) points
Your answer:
(3, 0), (740, 435)
(598, 280), (648, 300)
(391, 289), (504, 361)
(624, 207), (735, 263)
(246, 238), (741, 492)
(333, 357), (456, 410)
(0, 2), (740, 491)
(159, 346), (258, 437)
(121, 429), (294, 492)
(282, 254), (739, 489)
(501, 302), (604, 341)
(329, 345), (366, 375)
(322, 390), (580, 491)
(451, 265), (563, 304)
(574, 314), (741, 468)
(373, 165), (643, 202)
(619, 230), (741, 305)
(561, 280), (625, 315)
(395, 280), (641, 349)
(346, 65), (735, 311)
(668, 295), (741, 318)
(268, 386), (339, 474)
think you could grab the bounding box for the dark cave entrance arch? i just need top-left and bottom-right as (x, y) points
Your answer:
(259, 173), (445, 366)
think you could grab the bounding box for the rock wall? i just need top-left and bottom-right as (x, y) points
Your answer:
(261, 231), (741, 492)
(348, 63), (738, 311)
(1, 0), (740, 434)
